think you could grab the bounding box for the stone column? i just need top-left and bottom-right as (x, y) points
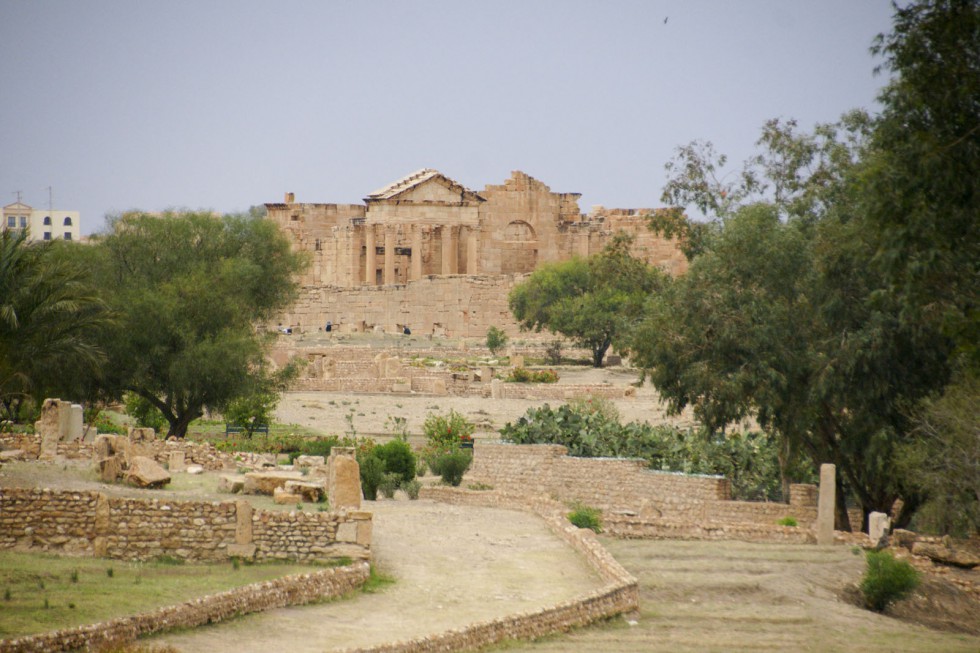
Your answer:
(817, 463), (836, 545)
(411, 225), (423, 281)
(577, 232), (591, 257)
(441, 225), (453, 275)
(383, 228), (395, 285)
(364, 226), (376, 286)
(466, 227), (478, 274)
(349, 228), (362, 287)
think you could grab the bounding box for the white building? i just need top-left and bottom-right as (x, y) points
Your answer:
(2, 201), (80, 242)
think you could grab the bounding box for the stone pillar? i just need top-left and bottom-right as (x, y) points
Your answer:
(868, 511), (890, 543)
(58, 401), (72, 439)
(441, 225), (453, 275)
(93, 492), (110, 557)
(364, 226), (376, 286)
(329, 447), (362, 510)
(817, 463), (836, 545)
(168, 451), (186, 472)
(411, 225), (423, 281)
(577, 232), (591, 257)
(349, 228), (362, 287)
(383, 228), (395, 285)
(466, 228), (478, 274)
(68, 404), (84, 441)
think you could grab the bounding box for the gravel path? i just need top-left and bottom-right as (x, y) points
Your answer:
(152, 499), (603, 653)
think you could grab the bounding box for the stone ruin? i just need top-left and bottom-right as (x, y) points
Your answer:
(34, 398), (90, 460)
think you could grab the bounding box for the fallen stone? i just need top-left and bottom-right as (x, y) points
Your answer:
(186, 465), (204, 475)
(126, 456), (171, 488)
(218, 475), (245, 493)
(98, 454), (126, 483)
(273, 486), (302, 505)
(0, 449), (26, 462)
(243, 470), (304, 495)
(294, 455), (325, 468)
(892, 528), (918, 551)
(912, 541), (980, 569)
(284, 480), (326, 502)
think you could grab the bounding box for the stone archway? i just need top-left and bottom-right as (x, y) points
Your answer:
(501, 220), (537, 274)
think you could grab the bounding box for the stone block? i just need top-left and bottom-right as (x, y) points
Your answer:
(68, 404), (84, 441)
(168, 451), (186, 472)
(510, 354), (525, 368)
(58, 401), (72, 439)
(235, 500), (253, 545)
(0, 449), (26, 462)
(294, 455), (325, 468)
(284, 480), (326, 503)
(273, 487), (302, 504)
(126, 456), (171, 488)
(219, 475), (246, 493)
(356, 519), (373, 546)
(329, 453), (361, 510)
(490, 378), (502, 399)
(432, 379), (447, 395)
(128, 427), (156, 443)
(243, 471), (303, 495)
(227, 543), (257, 559)
(336, 521), (358, 543)
(868, 511), (890, 543)
(391, 380), (411, 393)
(98, 454), (125, 482)
(186, 465), (204, 475)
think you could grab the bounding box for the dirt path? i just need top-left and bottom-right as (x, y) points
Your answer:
(500, 538), (980, 653)
(151, 500), (603, 653)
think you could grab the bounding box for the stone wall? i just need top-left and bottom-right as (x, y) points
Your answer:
(466, 443), (836, 542)
(0, 488), (371, 563)
(0, 563), (369, 653)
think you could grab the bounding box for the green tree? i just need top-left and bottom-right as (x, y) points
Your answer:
(509, 234), (665, 367)
(0, 230), (109, 422)
(89, 210), (306, 438)
(485, 325), (508, 356)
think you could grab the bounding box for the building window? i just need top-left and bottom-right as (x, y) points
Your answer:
(63, 217), (72, 226)
(64, 232), (72, 241)
(20, 216), (28, 228)
(43, 232), (51, 240)
(6, 217), (14, 228)
(43, 216), (51, 225)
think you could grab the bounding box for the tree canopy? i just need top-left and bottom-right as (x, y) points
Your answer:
(0, 229), (109, 422)
(86, 210), (306, 437)
(509, 235), (666, 367)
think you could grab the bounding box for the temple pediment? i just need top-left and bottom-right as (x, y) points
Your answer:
(365, 169), (484, 204)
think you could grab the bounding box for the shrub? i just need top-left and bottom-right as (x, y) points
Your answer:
(505, 367), (559, 383)
(379, 472), (402, 499)
(860, 550), (920, 611)
(372, 439), (417, 483)
(224, 391), (279, 438)
(401, 479), (421, 500)
(431, 449), (472, 486)
(359, 455), (385, 501)
(486, 326), (508, 355)
(545, 339), (563, 365)
(777, 516), (798, 527)
(568, 505), (603, 533)
(423, 410), (475, 450)
(93, 413), (127, 435)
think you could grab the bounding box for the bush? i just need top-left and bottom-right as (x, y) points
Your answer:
(423, 410), (475, 450)
(124, 393), (167, 432)
(431, 449), (472, 486)
(505, 367), (559, 383)
(401, 479), (421, 500)
(860, 550), (920, 611)
(93, 413), (127, 435)
(568, 505), (603, 533)
(545, 339), (563, 365)
(777, 516), (798, 527)
(486, 326), (508, 356)
(378, 472), (402, 499)
(359, 455), (385, 500)
(372, 439), (416, 483)
(224, 391), (278, 438)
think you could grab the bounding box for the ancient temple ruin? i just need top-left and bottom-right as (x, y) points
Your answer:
(266, 169), (686, 337)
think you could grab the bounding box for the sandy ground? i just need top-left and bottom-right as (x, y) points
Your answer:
(274, 365), (703, 443)
(152, 500), (602, 653)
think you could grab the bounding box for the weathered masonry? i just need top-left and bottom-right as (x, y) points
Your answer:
(266, 169), (687, 337)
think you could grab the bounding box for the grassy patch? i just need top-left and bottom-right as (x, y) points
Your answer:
(361, 565), (395, 594)
(0, 551), (326, 638)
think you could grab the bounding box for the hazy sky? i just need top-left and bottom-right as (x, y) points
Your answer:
(1, 1), (897, 235)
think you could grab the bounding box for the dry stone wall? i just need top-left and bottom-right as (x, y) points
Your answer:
(0, 563), (369, 653)
(0, 488), (371, 563)
(468, 443), (834, 542)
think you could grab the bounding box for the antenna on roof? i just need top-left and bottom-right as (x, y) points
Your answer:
(14, 190), (23, 203)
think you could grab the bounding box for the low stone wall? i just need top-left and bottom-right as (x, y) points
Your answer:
(343, 486), (639, 653)
(0, 562), (369, 653)
(0, 488), (371, 563)
(467, 442), (841, 541)
(484, 383), (636, 400)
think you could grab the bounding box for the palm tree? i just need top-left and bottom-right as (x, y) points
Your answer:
(0, 229), (109, 423)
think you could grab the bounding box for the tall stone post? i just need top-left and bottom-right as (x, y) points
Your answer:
(364, 226), (376, 286)
(441, 225), (453, 275)
(817, 463), (836, 545)
(349, 228), (362, 287)
(383, 228), (395, 285)
(466, 227), (478, 274)
(411, 225), (423, 280)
